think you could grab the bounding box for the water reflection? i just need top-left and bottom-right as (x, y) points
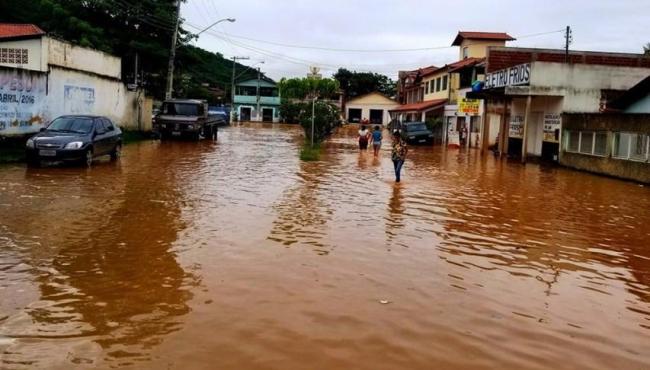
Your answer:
(0, 145), (194, 368)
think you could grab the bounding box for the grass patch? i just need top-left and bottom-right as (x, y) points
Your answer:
(300, 142), (322, 161)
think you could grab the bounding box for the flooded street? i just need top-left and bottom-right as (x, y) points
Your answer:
(1, 123), (649, 369)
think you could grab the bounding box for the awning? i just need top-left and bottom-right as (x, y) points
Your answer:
(389, 99), (447, 113)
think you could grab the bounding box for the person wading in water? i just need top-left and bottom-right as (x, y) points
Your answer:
(371, 125), (383, 157)
(358, 125), (370, 150)
(391, 130), (408, 182)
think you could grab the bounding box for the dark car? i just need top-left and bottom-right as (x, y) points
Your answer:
(26, 115), (122, 167)
(401, 121), (434, 144)
(207, 106), (228, 126)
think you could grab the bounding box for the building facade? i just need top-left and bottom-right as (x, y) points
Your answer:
(0, 23), (151, 136)
(344, 92), (398, 125)
(475, 47), (650, 164)
(233, 77), (280, 122)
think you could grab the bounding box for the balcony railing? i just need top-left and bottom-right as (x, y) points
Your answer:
(234, 95), (281, 105)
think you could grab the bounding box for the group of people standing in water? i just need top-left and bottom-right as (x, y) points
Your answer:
(358, 125), (408, 183)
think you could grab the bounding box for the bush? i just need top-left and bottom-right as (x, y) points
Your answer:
(299, 101), (340, 144)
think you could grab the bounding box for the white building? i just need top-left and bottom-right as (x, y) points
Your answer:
(344, 92), (398, 125)
(0, 23), (150, 136)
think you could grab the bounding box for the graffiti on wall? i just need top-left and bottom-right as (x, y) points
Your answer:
(0, 69), (47, 136)
(64, 85), (95, 114)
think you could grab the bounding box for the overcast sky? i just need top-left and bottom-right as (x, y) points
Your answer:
(181, 0), (650, 81)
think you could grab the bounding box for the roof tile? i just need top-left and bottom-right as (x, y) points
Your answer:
(0, 23), (45, 39)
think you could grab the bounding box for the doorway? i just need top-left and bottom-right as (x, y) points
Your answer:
(240, 107), (252, 121)
(348, 108), (362, 123)
(369, 109), (383, 125)
(262, 108), (274, 122)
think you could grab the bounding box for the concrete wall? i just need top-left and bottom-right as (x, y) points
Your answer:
(0, 66), (150, 136)
(47, 37), (121, 79)
(526, 62), (650, 113)
(0, 38), (47, 72)
(47, 66), (148, 130)
(560, 113), (650, 183)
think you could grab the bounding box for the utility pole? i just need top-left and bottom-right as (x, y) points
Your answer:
(564, 26), (572, 63)
(230, 56), (249, 123)
(256, 67), (261, 122)
(165, 0), (181, 100)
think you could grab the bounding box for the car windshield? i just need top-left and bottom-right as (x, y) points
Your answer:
(47, 117), (94, 134)
(407, 123), (427, 131)
(162, 103), (202, 116)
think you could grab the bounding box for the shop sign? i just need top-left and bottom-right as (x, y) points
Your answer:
(543, 113), (561, 142)
(458, 98), (480, 115)
(509, 115), (524, 138)
(485, 63), (531, 89)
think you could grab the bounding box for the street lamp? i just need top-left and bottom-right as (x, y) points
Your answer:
(195, 18), (236, 37)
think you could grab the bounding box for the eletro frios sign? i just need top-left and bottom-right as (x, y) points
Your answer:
(484, 63), (531, 89)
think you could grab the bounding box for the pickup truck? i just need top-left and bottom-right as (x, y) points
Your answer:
(155, 99), (224, 140)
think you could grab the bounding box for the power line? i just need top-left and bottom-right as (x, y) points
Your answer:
(185, 22), (565, 53)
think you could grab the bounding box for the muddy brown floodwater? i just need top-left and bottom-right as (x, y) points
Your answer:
(1, 123), (649, 369)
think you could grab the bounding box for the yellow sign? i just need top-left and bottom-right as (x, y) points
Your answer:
(458, 98), (480, 115)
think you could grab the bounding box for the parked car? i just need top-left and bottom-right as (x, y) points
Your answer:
(208, 106), (229, 126)
(26, 115), (122, 167)
(400, 121), (434, 144)
(155, 99), (220, 140)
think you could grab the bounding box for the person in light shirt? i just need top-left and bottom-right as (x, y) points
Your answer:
(358, 125), (370, 150)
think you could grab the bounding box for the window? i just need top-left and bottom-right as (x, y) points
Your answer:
(425, 82), (429, 94)
(442, 75), (448, 90)
(579, 132), (594, 154)
(436, 77), (441, 92)
(566, 131), (608, 157)
(0, 48), (28, 64)
(594, 132), (607, 156)
(567, 131), (580, 152)
(614, 132), (649, 161)
(463, 47), (469, 59)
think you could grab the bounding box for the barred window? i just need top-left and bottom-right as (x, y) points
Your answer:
(566, 131), (608, 157)
(0, 48), (28, 64)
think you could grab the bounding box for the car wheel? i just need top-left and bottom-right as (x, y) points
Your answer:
(84, 148), (93, 167)
(110, 143), (122, 161)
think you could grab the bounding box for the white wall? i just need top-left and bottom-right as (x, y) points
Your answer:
(0, 38), (46, 72)
(47, 66), (146, 130)
(47, 38), (121, 79)
(528, 62), (650, 113)
(346, 103), (395, 125)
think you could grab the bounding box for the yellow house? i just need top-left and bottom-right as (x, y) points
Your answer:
(451, 31), (515, 60)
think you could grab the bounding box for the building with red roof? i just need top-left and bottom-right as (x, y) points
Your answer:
(0, 23), (45, 40)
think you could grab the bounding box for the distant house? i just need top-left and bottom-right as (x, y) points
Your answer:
(344, 92), (398, 125)
(233, 77), (280, 122)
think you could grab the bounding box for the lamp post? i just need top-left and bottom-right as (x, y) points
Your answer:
(166, 16), (236, 99)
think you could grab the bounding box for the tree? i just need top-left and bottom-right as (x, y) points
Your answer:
(644, 43), (650, 56)
(278, 77), (340, 144)
(0, 0), (256, 100)
(333, 68), (396, 99)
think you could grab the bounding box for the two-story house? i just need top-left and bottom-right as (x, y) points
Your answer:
(233, 77), (280, 122)
(391, 31), (514, 147)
